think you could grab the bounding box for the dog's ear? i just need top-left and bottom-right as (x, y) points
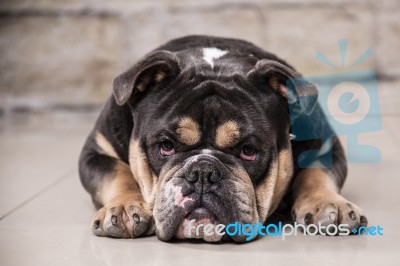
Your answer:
(247, 59), (318, 116)
(112, 50), (180, 105)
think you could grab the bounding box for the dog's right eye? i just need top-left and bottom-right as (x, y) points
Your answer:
(160, 140), (175, 156)
(239, 146), (257, 161)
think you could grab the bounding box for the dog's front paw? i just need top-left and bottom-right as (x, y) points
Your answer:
(91, 197), (154, 238)
(292, 193), (368, 235)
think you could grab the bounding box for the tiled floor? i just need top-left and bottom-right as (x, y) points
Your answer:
(1, 110), (400, 266)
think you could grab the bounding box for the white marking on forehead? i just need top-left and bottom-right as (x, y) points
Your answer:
(202, 47), (228, 68)
(189, 154), (218, 163)
(201, 149), (212, 154)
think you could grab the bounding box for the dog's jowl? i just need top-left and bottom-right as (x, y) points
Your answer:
(79, 35), (367, 242)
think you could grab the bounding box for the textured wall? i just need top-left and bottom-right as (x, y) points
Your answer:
(0, 0), (399, 113)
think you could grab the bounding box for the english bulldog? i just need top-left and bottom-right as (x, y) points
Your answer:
(79, 35), (367, 242)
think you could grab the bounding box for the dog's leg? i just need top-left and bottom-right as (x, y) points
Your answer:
(291, 139), (368, 234)
(79, 132), (154, 238)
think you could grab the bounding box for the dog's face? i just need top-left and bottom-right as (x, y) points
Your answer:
(112, 48), (317, 242)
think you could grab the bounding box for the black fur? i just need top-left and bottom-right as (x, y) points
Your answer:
(79, 35), (347, 230)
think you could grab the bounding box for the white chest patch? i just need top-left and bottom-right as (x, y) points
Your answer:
(202, 47), (228, 68)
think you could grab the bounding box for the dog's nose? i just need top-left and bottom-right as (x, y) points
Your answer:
(185, 159), (222, 183)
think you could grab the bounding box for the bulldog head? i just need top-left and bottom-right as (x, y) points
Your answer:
(112, 46), (317, 242)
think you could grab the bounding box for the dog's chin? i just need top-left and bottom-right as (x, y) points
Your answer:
(174, 207), (223, 242)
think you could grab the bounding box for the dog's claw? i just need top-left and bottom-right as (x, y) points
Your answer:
(360, 216), (368, 226)
(111, 215), (117, 225)
(349, 211), (356, 220)
(93, 220), (100, 229)
(133, 213), (140, 223)
(304, 213), (312, 224)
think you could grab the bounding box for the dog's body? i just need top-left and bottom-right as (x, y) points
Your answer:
(79, 35), (367, 242)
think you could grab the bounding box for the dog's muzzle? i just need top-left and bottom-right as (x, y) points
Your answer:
(154, 154), (258, 242)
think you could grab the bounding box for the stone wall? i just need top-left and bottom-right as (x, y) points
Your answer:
(0, 0), (399, 114)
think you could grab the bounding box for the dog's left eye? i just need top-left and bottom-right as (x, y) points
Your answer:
(240, 146), (257, 161)
(160, 140), (175, 156)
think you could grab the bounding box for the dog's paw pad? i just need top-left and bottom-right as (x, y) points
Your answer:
(91, 201), (154, 238)
(292, 194), (367, 235)
(124, 203), (154, 237)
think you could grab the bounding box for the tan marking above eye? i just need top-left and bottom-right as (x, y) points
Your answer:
(215, 120), (241, 148)
(176, 117), (201, 146)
